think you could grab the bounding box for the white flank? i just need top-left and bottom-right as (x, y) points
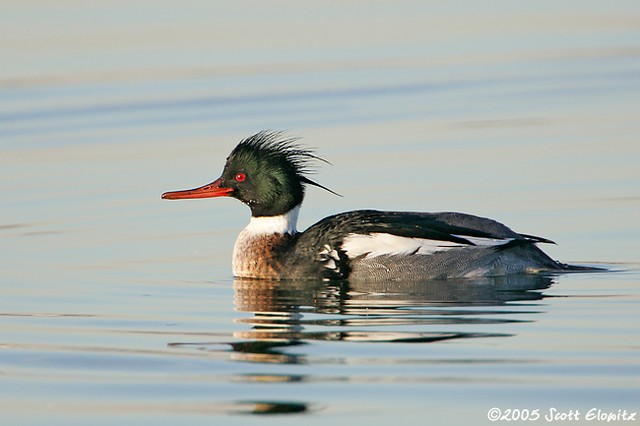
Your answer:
(342, 232), (514, 259)
(242, 205), (300, 236)
(342, 232), (463, 259)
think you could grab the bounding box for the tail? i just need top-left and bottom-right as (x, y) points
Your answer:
(516, 234), (607, 272)
(557, 262), (607, 272)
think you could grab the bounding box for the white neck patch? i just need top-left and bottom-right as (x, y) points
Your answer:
(243, 205), (300, 236)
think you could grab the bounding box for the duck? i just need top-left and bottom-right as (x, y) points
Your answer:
(162, 130), (581, 281)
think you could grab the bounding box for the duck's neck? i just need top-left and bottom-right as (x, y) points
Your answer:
(242, 205), (300, 236)
(232, 205), (300, 278)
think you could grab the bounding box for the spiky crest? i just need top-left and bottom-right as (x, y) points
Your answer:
(229, 131), (339, 196)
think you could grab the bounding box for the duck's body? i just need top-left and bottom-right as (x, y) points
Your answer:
(230, 208), (563, 281)
(163, 131), (575, 281)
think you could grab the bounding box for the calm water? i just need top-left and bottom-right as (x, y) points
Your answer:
(2, 2), (639, 425)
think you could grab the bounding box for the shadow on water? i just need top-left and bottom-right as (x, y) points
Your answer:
(171, 274), (556, 415)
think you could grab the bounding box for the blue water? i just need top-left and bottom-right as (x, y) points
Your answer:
(1, 2), (639, 425)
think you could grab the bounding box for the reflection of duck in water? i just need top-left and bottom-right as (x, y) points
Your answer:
(163, 131), (590, 280)
(231, 275), (553, 350)
(169, 275), (556, 366)
(233, 274), (555, 313)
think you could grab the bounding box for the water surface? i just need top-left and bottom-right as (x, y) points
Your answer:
(1, 2), (639, 425)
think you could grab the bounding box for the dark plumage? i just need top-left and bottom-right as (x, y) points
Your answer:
(219, 131), (337, 216)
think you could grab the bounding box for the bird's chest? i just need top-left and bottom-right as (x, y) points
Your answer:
(232, 230), (295, 279)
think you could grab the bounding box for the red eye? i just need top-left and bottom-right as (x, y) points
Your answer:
(235, 173), (246, 182)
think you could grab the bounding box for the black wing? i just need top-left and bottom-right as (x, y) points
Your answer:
(299, 209), (527, 246)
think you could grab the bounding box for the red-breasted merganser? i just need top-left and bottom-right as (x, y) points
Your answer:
(162, 131), (579, 281)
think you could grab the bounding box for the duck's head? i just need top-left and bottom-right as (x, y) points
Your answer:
(162, 131), (337, 217)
